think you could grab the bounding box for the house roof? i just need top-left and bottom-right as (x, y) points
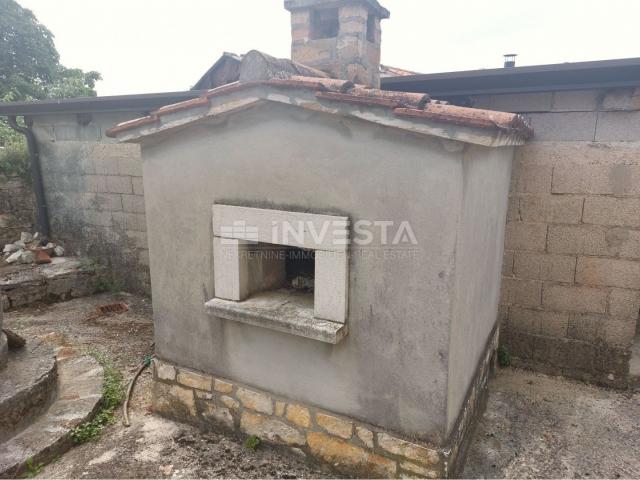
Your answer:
(2, 57), (636, 118)
(194, 52), (416, 91)
(106, 73), (533, 146)
(381, 57), (640, 97)
(379, 64), (419, 78)
(192, 52), (245, 91)
(0, 91), (206, 116)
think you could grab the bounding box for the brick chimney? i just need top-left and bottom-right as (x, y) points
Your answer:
(284, 0), (389, 88)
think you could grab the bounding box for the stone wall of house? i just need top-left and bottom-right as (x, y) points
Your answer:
(0, 173), (34, 246)
(31, 112), (150, 294)
(471, 87), (640, 388)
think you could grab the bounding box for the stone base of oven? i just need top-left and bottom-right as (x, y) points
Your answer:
(151, 327), (498, 478)
(445, 324), (499, 477)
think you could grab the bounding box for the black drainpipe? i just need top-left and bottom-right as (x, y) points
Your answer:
(7, 116), (50, 238)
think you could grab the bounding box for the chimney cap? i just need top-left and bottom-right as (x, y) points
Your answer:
(503, 53), (517, 68)
(284, 0), (390, 19)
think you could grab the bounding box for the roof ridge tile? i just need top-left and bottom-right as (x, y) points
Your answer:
(106, 77), (533, 141)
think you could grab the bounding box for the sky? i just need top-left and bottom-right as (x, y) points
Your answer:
(16, 0), (640, 97)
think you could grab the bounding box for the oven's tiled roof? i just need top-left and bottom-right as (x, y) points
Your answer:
(106, 76), (533, 141)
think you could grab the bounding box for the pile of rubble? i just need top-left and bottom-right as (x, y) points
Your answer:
(2, 232), (65, 266)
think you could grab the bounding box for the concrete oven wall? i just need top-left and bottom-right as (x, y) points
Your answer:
(30, 112), (150, 294)
(470, 87), (640, 388)
(447, 145), (513, 432)
(140, 102), (509, 445)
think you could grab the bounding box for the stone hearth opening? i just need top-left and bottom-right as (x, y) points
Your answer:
(241, 242), (316, 305)
(206, 204), (349, 344)
(284, 246), (315, 293)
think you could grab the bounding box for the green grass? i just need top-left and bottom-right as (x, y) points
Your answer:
(22, 458), (44, 478)
(244, 435), (261, 451)
(78, 259), (123, 294)
(0, 140), (31, 183)
(94, 276), (123, 294)
(71, 349), (124, 444)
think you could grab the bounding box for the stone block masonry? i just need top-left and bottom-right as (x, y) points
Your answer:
(31, 113), (150, 294)
(482, 86), (640, 388)
(152, 327), (498, 479)
(153, 360), (437, 478)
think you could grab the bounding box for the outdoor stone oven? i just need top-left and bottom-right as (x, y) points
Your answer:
(108, 64), (531, 476)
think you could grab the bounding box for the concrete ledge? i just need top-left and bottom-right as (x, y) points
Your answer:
(0, 258), (97, 311)
(500, 329), (631, 389)
(205, 290), (348, 344)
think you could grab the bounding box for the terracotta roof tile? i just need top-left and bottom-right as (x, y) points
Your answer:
(395, 104), (534, 138)
(315, 91), (401, 108)
(106, 76), (532, 140)
(156, 96), (210, 114)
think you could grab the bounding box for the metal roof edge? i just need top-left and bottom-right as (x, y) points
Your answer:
(0, 90), (207, 116)
(381, 57), (640, 95)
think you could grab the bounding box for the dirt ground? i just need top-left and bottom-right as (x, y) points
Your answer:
(5, 293), (640, 479)
(464, 367), (640, 479)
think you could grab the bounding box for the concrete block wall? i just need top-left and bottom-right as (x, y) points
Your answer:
(0, 174), (34, 246)
(474, 87), (640, 387)
(31, 112), (150, 294)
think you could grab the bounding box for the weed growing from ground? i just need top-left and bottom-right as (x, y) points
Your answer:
(22, 458), (44, 478)
(498, 345), (512, 367)
(79, 259), (123, 294)
(244, 435), (262, 451)
(71, 349), (124, 444)
(94, 275), (123, 294)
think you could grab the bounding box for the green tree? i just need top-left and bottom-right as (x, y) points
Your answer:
(0, 0), (59, 102)
(47, 66), (102, 99)
(0, 0), (102, 148)
(0, 119), (20, 147)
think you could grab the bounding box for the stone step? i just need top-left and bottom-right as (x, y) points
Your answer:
(0, 341), (57, 443)
(0, 347), (104, 478)
(0, 258), (97, 311)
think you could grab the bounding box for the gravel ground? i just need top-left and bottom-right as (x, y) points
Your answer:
(5, 293), (640, 479)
